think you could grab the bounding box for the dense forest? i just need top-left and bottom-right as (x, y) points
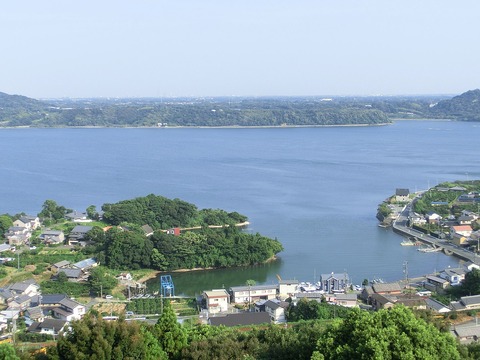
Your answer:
(101, 194), (247, 229)
(81, 194), (282, 271)
(13, 303), (477, 359)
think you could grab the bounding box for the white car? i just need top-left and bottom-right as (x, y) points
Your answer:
(105, 295), (113, 299)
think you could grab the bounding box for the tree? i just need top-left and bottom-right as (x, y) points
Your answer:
(0, 343), (19, 360)
(56, 314), (167, 360)
(314, 305), (460, 359)
(57, 271), (68, 284)
(86, 205), (98, 220)
(459, 268), (480, 296)
(0, 215), (13, 236)
(362, 278), (369, 286)
(154, 300), (187, 359)
(38, 199), (70, 222)
(88, 266), (118, 296)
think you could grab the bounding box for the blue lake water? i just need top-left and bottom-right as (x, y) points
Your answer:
(1, 121), (479, 295)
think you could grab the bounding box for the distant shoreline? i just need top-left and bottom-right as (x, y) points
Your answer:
(0, 123), (392, 130)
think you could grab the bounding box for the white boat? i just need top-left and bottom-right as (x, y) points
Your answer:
(417, 246), (441, 253)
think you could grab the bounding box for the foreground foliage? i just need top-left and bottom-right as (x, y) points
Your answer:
(312, 306), (460, 360)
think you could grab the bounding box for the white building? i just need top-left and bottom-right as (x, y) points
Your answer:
(203, 289), (230, 313)
(229, 285), (277, 304)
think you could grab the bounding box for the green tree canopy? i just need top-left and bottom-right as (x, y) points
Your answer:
(0, 343), (19, 360)
(153, 300), (187, 359)
(38, 199), (71, 222)
(56, 314), (167, 360)
(88, 266), (118, 296)
(0, 215), (13, 236)
(313, 305), (460, 360)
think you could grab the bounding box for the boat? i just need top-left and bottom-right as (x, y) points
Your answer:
(400, 239), (416, 246)
(417, 246), (442, 253)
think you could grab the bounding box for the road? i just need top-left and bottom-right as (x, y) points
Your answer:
(392, 202), (479, 265)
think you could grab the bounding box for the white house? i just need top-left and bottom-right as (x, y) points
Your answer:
(203, 289), (230, 313)
(395, 188), (410, 202)
(229, 285), (277, 304)
(264, 300), (288, 323)
(451, 225), (473, 238)
(53, 297), (86, 321)
(278, 280), (299, 298)
(13, 216), (40, 230)
(334, 293), (358, 308)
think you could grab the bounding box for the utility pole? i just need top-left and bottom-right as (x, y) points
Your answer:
(403, 261), (409, 295)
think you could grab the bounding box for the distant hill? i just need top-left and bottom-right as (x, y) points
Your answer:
(0, 92), (390, 127)
(1, 89), (479, 127)
(429, 89), (480, 121)
(0, 92), (52, 126)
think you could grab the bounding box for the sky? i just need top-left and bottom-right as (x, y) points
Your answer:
(1, 1), (479, 99)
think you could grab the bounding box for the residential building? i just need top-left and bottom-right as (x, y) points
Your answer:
(66, 211), (90, 222)
(370, 294), (395, 310)
(320, 272), (349, 293)
(27, 319), (67, 335)
(395, 188), (410, 202)
(141, 225), (154, 237)
(439, 267), (467, 286)
(9, 279), (39, 297)
(264, 300), (288, 323)
(424, 275), (449, 292)
(68, 225), (93, 245)
(293, 292), (324, 303)
(425, 298), (451, 313)
(229, 285), (277, 303)
(451, 225), (473, 238)
(278, 279), (299, 298)
(52, 298), (86, 321)
(39, 230), (65, 245)
(13, 216), (40, 230)
(426, 212), (442, 224)
(334, 293), (358, 307)
(25, 306), (45, 323)
(72, 258), (97, 271)
(58, 268), (84, 282)
(0, 244), (12, 253)
(451, 295), (480, 312)
(371, 282), (402, 295)
(51, 260), (71, 273)
(203, 289), (230, 313)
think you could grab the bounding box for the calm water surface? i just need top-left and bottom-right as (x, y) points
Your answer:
(1, 121), (479, 295)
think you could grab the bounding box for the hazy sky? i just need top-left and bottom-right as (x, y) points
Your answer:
(2, 1), (479, 99)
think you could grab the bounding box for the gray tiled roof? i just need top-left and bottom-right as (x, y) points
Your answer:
(372, 282), (402, 293)
(461, 295), (480, 306)
(425, 298), (451, 312)
(230, 285), (277, 292)
(39, 294), (67, 305)
(58, 268), (82, 279)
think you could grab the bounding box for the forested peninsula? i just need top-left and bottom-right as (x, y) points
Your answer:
(41, 194), (283, 272)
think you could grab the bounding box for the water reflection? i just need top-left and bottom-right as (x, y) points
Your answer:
(147, 258), (283, 296)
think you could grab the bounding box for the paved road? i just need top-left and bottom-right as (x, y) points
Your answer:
(392, 201), (479, 265)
